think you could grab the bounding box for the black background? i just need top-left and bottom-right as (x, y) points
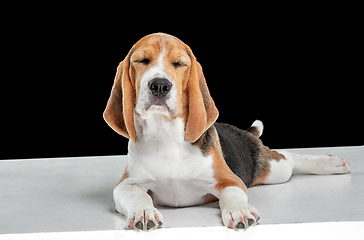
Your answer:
(1, 7), (362, 160)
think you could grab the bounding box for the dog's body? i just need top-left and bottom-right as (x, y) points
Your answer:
(104, 33), (350, 231)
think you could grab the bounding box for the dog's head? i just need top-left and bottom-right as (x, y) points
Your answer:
(104, 33), (218, 143)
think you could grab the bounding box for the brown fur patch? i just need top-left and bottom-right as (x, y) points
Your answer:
(103, 58), (137, 143)
(184, 50), (219, 143)
(269, 150), (286, 162)
(251, 169), (270, 186)
(206, 143), (248, 196)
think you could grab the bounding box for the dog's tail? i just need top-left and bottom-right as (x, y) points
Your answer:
(246, 120), (264, 138)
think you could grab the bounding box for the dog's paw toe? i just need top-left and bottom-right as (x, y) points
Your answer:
(222, 203), (260, 230)
(127, 208), (163, 231)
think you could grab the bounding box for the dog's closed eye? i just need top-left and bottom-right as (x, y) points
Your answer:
(135, 58), (150, 65)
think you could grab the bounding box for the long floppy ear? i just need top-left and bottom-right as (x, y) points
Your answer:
(184, 48), (219, 142)
(103, 58), (137, 143)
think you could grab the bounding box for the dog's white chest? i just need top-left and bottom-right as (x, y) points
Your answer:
(127, 114), (216, 207)
(144, 178), (214, 207)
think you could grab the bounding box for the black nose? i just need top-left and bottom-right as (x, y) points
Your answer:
(148, 78), (172, 98)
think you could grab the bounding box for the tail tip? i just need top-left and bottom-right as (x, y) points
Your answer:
(251, 120), (264, 137)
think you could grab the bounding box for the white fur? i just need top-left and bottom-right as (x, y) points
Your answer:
(276, 150), (350, 175)
(114, 113), (217, 229)
(251, 120), (264, 137)
(127, 114), (216, 206)
(263, 158), (293, 184)
(113, 183), (163, 231)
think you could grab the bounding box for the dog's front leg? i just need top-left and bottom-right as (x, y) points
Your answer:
(219, 186), (260, 230)
(113, 183), (163, 231)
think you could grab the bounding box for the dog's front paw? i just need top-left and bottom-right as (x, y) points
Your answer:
(221, 202), (260, 230)
(127, 207), (163, 231)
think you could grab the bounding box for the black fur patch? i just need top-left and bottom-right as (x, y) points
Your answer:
(214, 122), (267, 188)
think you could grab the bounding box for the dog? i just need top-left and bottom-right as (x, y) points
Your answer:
(103, 33), (350, 231)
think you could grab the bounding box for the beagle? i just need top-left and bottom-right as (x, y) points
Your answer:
(103, 33), (350, 231)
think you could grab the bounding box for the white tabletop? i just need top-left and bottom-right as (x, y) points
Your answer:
(1, 146), (363, 239)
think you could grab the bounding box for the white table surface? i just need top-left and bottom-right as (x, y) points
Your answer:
(1, 146), (363, 239)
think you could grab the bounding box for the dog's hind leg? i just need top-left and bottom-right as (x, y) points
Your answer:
(253, 150), (294, 185)
(275, 150), (350, 175)
(252, 149), (351, 186)
(253, 150), (351, 186)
